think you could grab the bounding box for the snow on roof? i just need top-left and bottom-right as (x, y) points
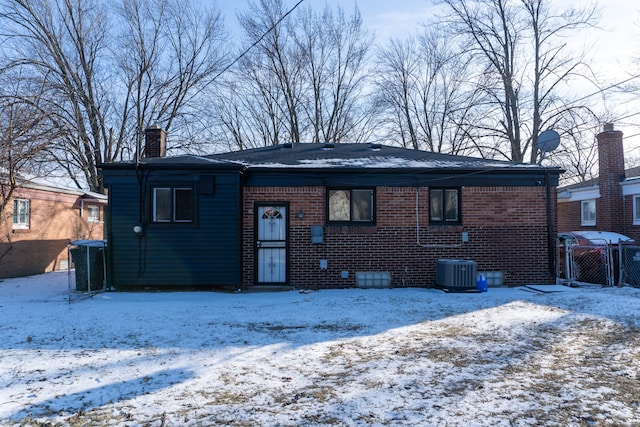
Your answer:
(1, 170), (106, 200)
(211, 143), (543, 170)
(235, 156), (534, 169)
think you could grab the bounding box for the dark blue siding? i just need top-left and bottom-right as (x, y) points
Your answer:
(104, 170), (242, 288)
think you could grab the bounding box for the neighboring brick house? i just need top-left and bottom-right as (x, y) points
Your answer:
(100, 128), (562, 290)
(557, 124), (640, 241)
(0, 176), (107, 278)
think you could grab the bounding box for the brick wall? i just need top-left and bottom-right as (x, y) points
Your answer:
(596, 126), (625, 232)
(558, 201), (581, 232)
(558, 196), (640, 240)
(242, 185), (555, 289)
(623, 196), (640, 241)
(0, 187), (104, 278)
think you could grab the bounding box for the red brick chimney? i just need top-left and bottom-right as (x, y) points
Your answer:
(144, 125), (166, 158)
(596, 123), (625, 232)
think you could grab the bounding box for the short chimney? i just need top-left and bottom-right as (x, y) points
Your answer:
(144, 125), (166, 158)
(596, 123), (625, 232)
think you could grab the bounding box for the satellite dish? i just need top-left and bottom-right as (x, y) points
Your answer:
(538, 130), (560, 153)
(537, 129), (560, 165)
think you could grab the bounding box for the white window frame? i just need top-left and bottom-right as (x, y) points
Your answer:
(13, 198), (30, 229)
(634, 195), (640, 225)
(87, 205), (100, 223)
(581, 199), (596, 226)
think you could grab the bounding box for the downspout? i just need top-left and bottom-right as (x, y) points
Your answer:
(545, 169), (555, 278)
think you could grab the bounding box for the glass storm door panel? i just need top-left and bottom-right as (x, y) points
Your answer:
(257, 206), (287, 283)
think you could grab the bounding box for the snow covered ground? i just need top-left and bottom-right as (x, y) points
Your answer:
(1, 272), (639, 426)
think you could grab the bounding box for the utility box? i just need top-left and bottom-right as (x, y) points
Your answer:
(436, 259), (477, 290)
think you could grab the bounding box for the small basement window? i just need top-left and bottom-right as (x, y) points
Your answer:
(328, 189), (375, 224)
(153, 187), (193, 223)
(429, 188), (461, 225)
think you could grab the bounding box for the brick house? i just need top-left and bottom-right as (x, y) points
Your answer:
(557, 124), (640, 241)
(0, 176), (107, 278)
(100, 128), (562, 290)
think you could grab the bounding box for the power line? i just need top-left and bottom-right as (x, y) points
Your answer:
(563, 74), (640, 109)
(211, 0), (306, 83)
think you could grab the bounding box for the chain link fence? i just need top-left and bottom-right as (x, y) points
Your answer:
(558, 239), (640, 287)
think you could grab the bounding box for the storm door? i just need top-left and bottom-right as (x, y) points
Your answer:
(256, 205), (288, 284)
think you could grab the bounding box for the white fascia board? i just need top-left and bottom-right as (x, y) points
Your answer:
(621, 178), (640, 196)
(557, 186), (600, 203)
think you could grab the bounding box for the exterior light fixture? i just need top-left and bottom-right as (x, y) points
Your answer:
(297, 210), (305, 219)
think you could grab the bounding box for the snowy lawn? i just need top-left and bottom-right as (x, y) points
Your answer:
(1, 272), (639, 426)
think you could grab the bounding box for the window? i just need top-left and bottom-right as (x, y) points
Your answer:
(87, 205), (100, 223)
(581, 199), (596, 226)
(13, 199), (30, 229)
(328, 189), (374, 224)
(153, 187), (193, 223)
(634, 195), (640, 225)
(429, 188), (461, 225)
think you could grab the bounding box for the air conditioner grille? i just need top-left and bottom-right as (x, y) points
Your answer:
(436, 259), (477, 289)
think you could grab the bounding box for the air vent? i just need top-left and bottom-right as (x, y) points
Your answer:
(370, 143), (382, 150)
(281, 142), (293, 149)
(322, 142), (335, 150)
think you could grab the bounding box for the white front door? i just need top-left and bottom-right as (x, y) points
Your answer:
(256, 205), (287, 284)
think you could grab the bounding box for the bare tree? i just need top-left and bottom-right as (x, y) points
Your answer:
(211, 72), (288, 150)
(374, 37), (422, 149)
(0, 0), (227, 192)
(0, 68), (54, 240)
(229, 0), (374, 147)
(115, 0), (228, 157)
(374, 28), (485, 155)
(293, 4), (373, 143)
(439, 0), (599, 163)
(0, 0), (113, 191)
(550, 131), (599, 185)
(236, 0), (304, 145)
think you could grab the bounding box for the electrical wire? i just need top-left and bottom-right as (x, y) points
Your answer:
(211, 0), (306, 83)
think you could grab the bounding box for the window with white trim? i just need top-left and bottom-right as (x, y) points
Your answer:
(581, 199), (596, 226)
(152, 187), (193, 223)
(13, 199), (30, 229)
(87, 205), (100, 223)
(634, 195), (640, 225)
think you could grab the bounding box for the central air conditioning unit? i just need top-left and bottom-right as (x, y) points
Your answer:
(436, 259), (477, 290)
